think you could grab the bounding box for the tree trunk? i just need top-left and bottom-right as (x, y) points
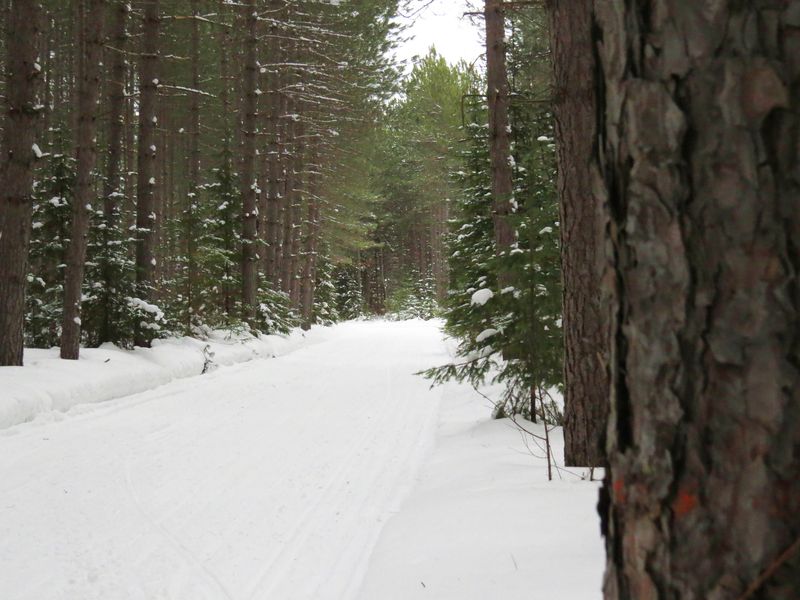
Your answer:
(484, 0), (516, 265)
(99, 0), (128, 344)
(596, 2), (800, 598)
(274, 51), (290, 287)
(280, 98), (298, 297)
(239, 0), (259, 323)
(549, 0), (608, 467)
(134, 0), (160, 347)
(288, 115), (306, 308)
(0, 0), (42, 366)
(185, 0), (201, 330)
(217, 12), (234, 316)
(300, 146), (320, 329)
(264, 9), (282, 286)
(61, 0), (106, 360)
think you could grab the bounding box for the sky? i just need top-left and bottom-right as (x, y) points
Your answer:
(392, 0), (485, 71)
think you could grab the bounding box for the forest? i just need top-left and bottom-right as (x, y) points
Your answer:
(0, 1), (798, 599)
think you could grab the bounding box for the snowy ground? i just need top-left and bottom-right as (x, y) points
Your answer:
(0, 328), (319, 430)
(0, 320), (603, 599)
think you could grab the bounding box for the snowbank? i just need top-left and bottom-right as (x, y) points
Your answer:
(0, 327), (324, 431)
(356, 380), (605, 600)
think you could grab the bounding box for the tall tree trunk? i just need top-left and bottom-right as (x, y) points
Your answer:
(0, 0), (42, 366)
(217, 12), (234, 316)
(61, 0), (106, 360)
(239, 0), (259, 322)
(300, 145), (320, 328)
(549, 0), (608, 467)
(185, 0), (202, 330)
(484, 0), (516, 267)
(264, 6), (282, 286)
(124, 47), (135, 231)
(280, 100), (298, 297)
(274, 52), (290, 286)
(288, 114), (306, 308)
(99, 0), (129, 344)
(596, 2), (800, 598)
(134, 0), (160, 347)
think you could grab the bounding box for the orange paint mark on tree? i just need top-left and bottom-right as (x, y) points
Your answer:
(672, 489), (698, 518)
(613, 477), (626, 504)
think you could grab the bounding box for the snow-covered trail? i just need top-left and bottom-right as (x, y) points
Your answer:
(0, 321), (446, 600)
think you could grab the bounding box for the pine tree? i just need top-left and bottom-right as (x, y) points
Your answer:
(61, 0), (106, 360)
(0, 0), (43, 366)
(133, 0), (161, 347)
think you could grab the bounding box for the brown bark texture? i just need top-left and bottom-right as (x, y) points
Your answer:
(99, 0), (129, 343)
(239, 0), (259, 322)
(595, 2), (800, 599)
(263, 0), (283, 286)
(484, 0), (516, 260)
(0, 1), (42, 366)
(185, 0), (201, 328)
(272, 65), (289, 285)
(280, 93), (298, 297)
(549, 0), (609, 467)
(134, 0), (160, 347)
(61, 0), (106, 360)
(288, 115), (306, 308)
(300, 146), (321, 329)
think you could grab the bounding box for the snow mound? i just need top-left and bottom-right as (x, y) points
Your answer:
(0, 328), (322, 431)
(356, 380), (604, 599)
(470, 288), (494, 306)
(475, 328), (498, 343)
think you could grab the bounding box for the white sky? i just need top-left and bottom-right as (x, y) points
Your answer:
(392, 0), (485, 71)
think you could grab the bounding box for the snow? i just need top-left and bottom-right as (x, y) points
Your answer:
(470, 287), (494, 306)
(475, 327), (498, 343)
(0, 320), (603, 599)
(0, 327), (316, 431)
(358, 379), (604, 600)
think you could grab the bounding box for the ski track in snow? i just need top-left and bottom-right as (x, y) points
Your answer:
(0, 320), (446, 600)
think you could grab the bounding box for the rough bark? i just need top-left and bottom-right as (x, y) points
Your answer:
(134, 0), (160, 347)
(185, 0), (201, 329)
(549, 0), (609, 467)
(239, 0), (259, 322)
(0, 0), (42, 366)
(288, 115), (306, 308)
(263, 0), (282, 286)
(217, 14), (235, 316)
(61, 0), (106, 360)
(484, 0), (516, 264)
(595, 2), (800, 598)
(274, 54), (290, 286)
(99, 0), (129, 343)
(280, 93), (298, 297)
(300, 146), (320, 328)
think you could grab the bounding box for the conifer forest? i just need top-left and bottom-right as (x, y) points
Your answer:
(0, 1), (798, 599)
